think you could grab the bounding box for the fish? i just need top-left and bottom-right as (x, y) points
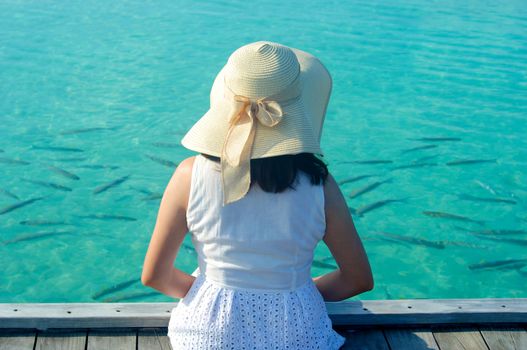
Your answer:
(348, 178), (392, 199)
(0, 188), (20, 200)
(312, 260), (337, 270)
(337, 174), (377, 186)
(350, 198), (408, 216)
(0, 157), (30, 165)
(493, 262), (527, 271)
(46, 165), (80, 180)
(400, 144), (438, 153)
(468, 258), (527, 271)
(91, 277), (141, 300)
(1, 230), (76, 245)
(93, 175), (130, 194)
(151, 142), (181, 148)
(446, 159), (496, 166)
(19, 219), (70, 226)
(31, 145), (84, 152)
(49, 157), (88, 162)
(141, 193), (163, 201)
(0, 196), (47, 215)
(101, 291), (160, 303)
(472, 234), (527, 247)
(144, 154), (179, 168)
(374, 231), (446, 249)
(463, 228), (527, 236)
(457, 193), (516, 205)
(438, 240), (487, 249)
(414, 154), (439, 163)
(391, 162), (437, 170)
(76, 214), (137, 221)
(115, 194), (132, 202)
(79, 164), (119, 170)
(129, 186), (154, 195)
(372, 236), (412, 247)
(474, 180), (497, 195)
(422, 211), (485, 226)
(21, 178), (73, 192)
(345, 160), (393, 164)
(408, 137), (461, 142)
(59, 126), (115, 135)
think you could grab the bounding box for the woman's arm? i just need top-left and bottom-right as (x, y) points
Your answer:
(141, 156), (196, 299)
(313, 172), (374, 301)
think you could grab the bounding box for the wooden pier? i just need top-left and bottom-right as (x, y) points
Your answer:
(1, 298), (526, 349)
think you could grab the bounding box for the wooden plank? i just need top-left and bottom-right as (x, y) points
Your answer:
(0, 303), (176, 329)
(326, 298), (527, 326)
(339, 329), (390, 350)
(383, 328), (440, 350)
(137, 328), (171, 350)
(433, 326), (489, 350)
(35, 329), (86, 350)
(479, 326), (527, 350)
(1, 298), (526, 328)
(0, 330), (36, 350)
(87, 329), (136, 350)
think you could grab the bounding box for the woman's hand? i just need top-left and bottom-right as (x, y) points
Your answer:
(141, 156), (196, 299)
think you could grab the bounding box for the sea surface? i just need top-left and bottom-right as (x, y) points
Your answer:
(1, 0), (526, 302)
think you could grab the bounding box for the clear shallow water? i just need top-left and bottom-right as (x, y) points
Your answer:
(1, 0), (526, 302)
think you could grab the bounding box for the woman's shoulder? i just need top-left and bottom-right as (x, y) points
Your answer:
(321, 172), (339, 207)
(158, 156), (198, 214)
(168, 156), (197, 194)
(177, 155), (197, 173)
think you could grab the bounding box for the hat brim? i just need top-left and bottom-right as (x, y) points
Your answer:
(181, 46), (332, 159)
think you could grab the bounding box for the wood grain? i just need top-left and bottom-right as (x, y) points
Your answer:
(87, 329), (136, 350)
(384, 327), (439, 350)
(433, 326), (489, 350)
(138, 328), (171, 350)
(0, 330), (35, 350)
(35, 329), (86, 350)
(341, 329), (390, 350)
(479, 326), (527, 350)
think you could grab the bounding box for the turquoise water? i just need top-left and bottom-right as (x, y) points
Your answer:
(1, 0), (526, 303)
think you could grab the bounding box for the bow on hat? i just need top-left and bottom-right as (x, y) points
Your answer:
(222, 96), (283, 166)
(220, 73), (301, 206)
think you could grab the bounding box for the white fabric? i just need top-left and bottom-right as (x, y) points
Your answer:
(167, 154), (346, 349)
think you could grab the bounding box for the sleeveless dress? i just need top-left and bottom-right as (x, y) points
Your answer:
(167, 154), (346, 349)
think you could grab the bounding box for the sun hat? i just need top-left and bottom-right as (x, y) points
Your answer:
(181, 41), (332, 206)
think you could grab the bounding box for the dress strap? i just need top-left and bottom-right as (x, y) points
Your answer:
(186, 154), (222, 228)
(186, 154), (203, 228)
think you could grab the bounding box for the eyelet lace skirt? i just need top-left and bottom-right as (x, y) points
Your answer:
(167, 273), (346, 349)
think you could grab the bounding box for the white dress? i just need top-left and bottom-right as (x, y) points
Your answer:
(167, 154), (346, 349)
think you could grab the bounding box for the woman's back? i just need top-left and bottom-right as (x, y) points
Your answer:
(167, 154), (346, 349)
(188, 154), (326, 290)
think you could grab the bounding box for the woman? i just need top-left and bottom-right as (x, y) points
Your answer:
(142, 41), (374, 349)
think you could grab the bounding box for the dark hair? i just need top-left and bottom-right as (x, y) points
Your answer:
(201, 153), (329, 193)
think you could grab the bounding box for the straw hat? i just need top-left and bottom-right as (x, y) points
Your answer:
(181, 41), (332, 206)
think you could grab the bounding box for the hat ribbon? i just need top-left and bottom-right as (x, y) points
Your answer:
(220, 72), (301, 205)
(223, 96), (283, 167)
